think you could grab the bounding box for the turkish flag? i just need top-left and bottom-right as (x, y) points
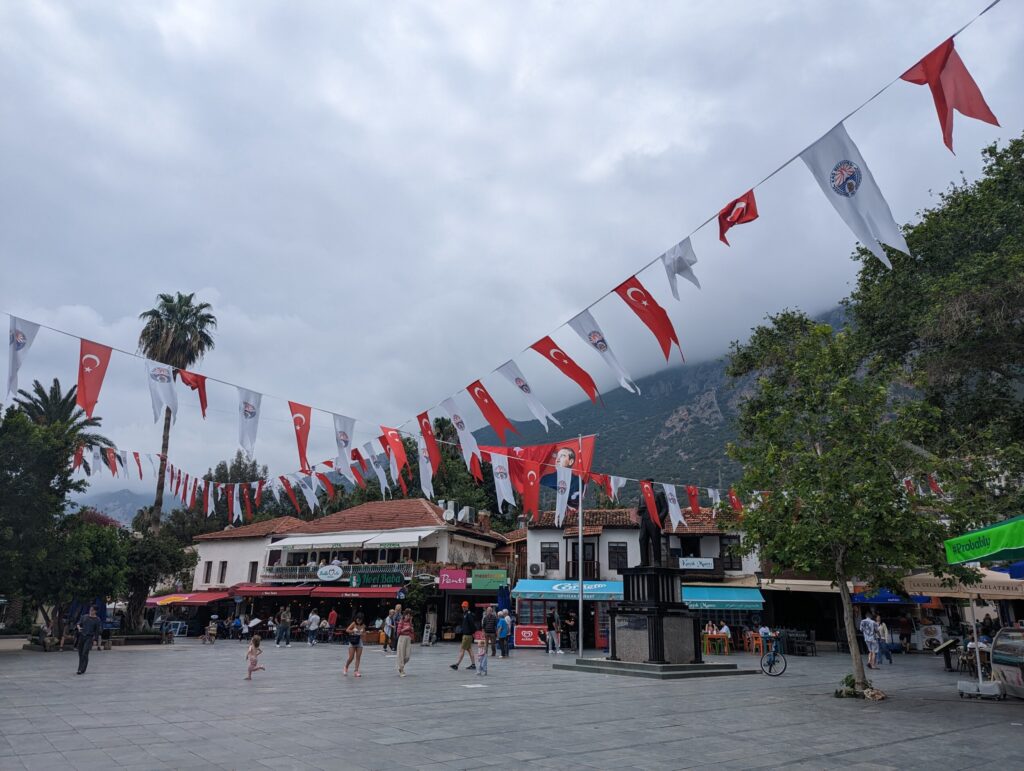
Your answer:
(76, 339), (112, 418)
(467, 380), (518, 444)
(254, 479), (266, 508)
(638, 480), (662, 528)
(481, 436), (596, 503)
(352, 448), (368, 472)
(903, 477), (916, 496)
(104, 448), (119, 477)
(380, 426), (409, 475)
(189, 479), (198, 511)
(288, 401), (312, 473)
(350, 464), (367, 489)
(133, 452), (143, 480)
(279, 475), (301, 514)
(177, 370), (209, 418)
(614, 276), (683, 361)
(174, 469), (182, 498)
(718, 189), (759, 245)
(315, 472), (335, 499)
(728, 488), (744, 512)
(240, 483), (254, 522)
(417, 411), (441, 473)
(927, 474), (944, 496)
(520, 459), (542, 522)
(73, 445), (84, 472)
(202, 481), (211, 517)
(901, 38), (998, 153)
(588, 471), (610, 499)
(225, 484), (236, 522)
(686, 485), (702, 517)
(182, 474), (191, 505)
(530, 336), (599, 403)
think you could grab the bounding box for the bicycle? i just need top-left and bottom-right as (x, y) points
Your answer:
(760, 634), (787, 676)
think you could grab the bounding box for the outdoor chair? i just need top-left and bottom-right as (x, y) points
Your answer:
(793, 630), (817, 657)
(750, 634), (764, 655)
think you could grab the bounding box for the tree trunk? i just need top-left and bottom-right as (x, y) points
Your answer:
(152, 406), (173, 524)
(125, 587), (146, 633)
(837, 573), (867, 690)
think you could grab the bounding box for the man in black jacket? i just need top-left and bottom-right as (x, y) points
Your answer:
(450, 602), (478, 671)
(76, 606), (103, 675)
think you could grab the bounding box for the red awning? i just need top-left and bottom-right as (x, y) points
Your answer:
(145, 591), (232, 607)
(230, 584), (313, 598)
(310, 586), (400, 599)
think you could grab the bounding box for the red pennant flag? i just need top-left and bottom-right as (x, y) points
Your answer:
(76, 340), (112, 419)
(350, 464), (367, 489)
(416, 412), (441, 473)
(226, 484), (236, 521)
(240, 484), (254, 522)
(718, 189), (759, 245)
(202, 481), (211, 516)
(288, 401), (312, 474)
(73, 445), (85, 472)
(521, 459), (542, 522)
(901, 38), (999, 153)
(614, 276), (683, 361)
(686, 485), (701, 517)
(177, 370), (209, 418)
(315, 472), (335, 499)
(639, 480), (661, 529)
(174, 468), (182, 498)
(927, 474), (944, 496)
(587, 471), (609, 499)
(352, 449), (368, 472)
(104, 448), (119, 477)
(254, 479), (265, 508)
(132, 452), (143, 480)
(530, 336), (599, 403)
(279, 475), (302, 514)
(470, 454), (483, 483)
(903, 477), (916, 496)
(727, 488), (744, 513)
(380, 426), (409, 475)
(181, 473), (190, 505)
(189, 479), (198, 511)
(466, 380), (518, 444)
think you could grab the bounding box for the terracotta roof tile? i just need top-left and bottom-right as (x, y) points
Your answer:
(563, 525), (604, 537)
(531, 508), (638, 529)
(503, 528), (528, 544)
(663, 507), (740, 535)
(193, 516), (306, 541)
(293, 498), (446, 533)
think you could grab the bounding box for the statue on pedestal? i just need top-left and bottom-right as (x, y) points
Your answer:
(637, 478), (668, 566)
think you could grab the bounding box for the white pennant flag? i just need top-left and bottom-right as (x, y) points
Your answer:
(660, 237), (701, 299)
(332, 414), (357, 485)
(144, 360), (178, 424)
(232, 483), (243, 523)
(440, 397), (482, 473)
(363, 443), (390, 498)
(147, 454), (158, 477)
(7, 317), (40, 398)
(237, 388), (262, 458)
(118, 450), (130, 480)
(489, 453), (517, 513)
(91, 446), (103, 477)
(417, 434), (435, 500)
(800, 122), (909, 269)
(662, 483), (685, 528)
(293, 474), (319, 513)
(568, 309), (639, 394)
(707, 488), (721, 519)
(554, 466), (573, 527)
(496, 360), (560, 432)
(609, 475), (626, 502)
(386, 445), (400, 486)
(205, 482), (216, 517)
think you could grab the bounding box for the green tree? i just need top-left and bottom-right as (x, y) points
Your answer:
(123, 530), (198, 632)
(726, 312), (973, 691)
(15, 378), (113, 465)
(137, 292), (217, 521)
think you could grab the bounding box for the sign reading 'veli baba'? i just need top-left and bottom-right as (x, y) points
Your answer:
(439, 568), (467, 590)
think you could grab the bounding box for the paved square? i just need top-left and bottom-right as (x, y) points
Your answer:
(1, 639), (1021, 770)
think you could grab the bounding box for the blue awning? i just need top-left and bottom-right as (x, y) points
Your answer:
(851, 588), (930, 604)
(511, 579), (623, 601)
(681, 586), (764, 610)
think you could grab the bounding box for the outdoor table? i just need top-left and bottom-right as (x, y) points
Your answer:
(703, 633), (730, 655)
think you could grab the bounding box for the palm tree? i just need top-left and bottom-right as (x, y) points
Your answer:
(138, 292), (217, 517)
(15, 378), (113, 458)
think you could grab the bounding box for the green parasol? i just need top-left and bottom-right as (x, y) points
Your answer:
(945, 514), (1024, 565)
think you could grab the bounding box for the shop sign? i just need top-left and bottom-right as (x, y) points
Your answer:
(471, 569), (507, 590)
(514, 625), (546, 647)
(679, 558), (715, 570)
(317, 565), (344, 582)
(439, 568), (467, 590)
(351, 572), (404, 588)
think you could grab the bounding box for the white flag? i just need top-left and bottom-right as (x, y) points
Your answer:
(496, 360), (560, 432)
(609, 476), (626, 502)
(568, 310), (639, 394)
(440, 397), (481, 473)
(91, 446), (103, 477)
(660, 237), (701, 299)
(662, 483), (685, 528)
(363, 443), (390, 498)
(293, 474), (319, 513)
(332, 414), (357, 485)
(7, 316), (40, 398)
(205, 482), (216, 517)
(237, 388), (262, 458)
(146, 454), (158, 477)
(417, 434), (435, 500)
(800, 122), (909, 269)
(489, 452), (517, 513)
(232, 483), (243, 523)
(386, 446), (400, 486)
(118, 450), (130, 480)
(145, 359), (178, 424)
(554, 466), (573, 527)
(707, 487), (721, 519)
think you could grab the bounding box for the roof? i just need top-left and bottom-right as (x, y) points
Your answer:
(193, 516), (306, 541)
(563, 526), (604, 537)
(523, 507), (738, 536)
(503, 528), (527, 544)
(531, 508), (638, 529)
(663, 507), (740, 535)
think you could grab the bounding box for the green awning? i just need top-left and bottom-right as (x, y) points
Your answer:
(945, 515), (1024, 564)
(681, 586), (764, 610)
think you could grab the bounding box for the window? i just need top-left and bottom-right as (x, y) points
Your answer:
(540, 543), (559, 570)
(218, 560), (228, 584)
(608, 543), (628, 571)
(203, 561), (212, 584)
(720, 536), (742, 571)
(248, 561), (258, 583)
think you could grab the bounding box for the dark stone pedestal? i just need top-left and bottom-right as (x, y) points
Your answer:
(608, 567), (702, 665)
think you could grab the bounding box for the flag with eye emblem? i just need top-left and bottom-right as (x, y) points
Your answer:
(488, 452), (517, 513)
(496, 360), (560, 432)
(568, 309), (638, 394)
(466, 380), (518, 444)
(530, 336), (599, 403)
(614, 276), (682, 361)
(145, 359), (178, 424)
(440, 397), (482, 476)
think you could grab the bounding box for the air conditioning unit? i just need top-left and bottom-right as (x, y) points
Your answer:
(529, 563), (543, 576)
(458, 506), (476, 523)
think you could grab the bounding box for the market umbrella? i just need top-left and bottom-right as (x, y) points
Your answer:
(945, 514), (1024, 564)
(496, 585), (510, 612)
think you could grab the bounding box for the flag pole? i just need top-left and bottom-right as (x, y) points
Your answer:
(577, 432), (584, 660)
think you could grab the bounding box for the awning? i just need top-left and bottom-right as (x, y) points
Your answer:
(511, 579), (624, 601)
(902, 568), (1024, 601)
(310, 586), (401, 599)
(851, 588), (930, 604)
(361, 528), (440, 547)
(230, 584), (312, 598)
(145, 591), (231, 607)
(761, 579), (844, 594)
(681, 586), (764, 610)
(272, 533), (375, 549)
(945, 515), (1024, 564)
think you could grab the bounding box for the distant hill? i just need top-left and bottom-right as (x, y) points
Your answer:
(73, 489), (152, 526)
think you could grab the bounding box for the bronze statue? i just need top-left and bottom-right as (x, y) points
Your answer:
(637, 479), (668, 566)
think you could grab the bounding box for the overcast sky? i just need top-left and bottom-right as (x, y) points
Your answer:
(1, 1), (1021, 495)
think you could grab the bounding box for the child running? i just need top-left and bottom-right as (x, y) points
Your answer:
(343, 613), (367, 678)
(244, 635), (265, 680)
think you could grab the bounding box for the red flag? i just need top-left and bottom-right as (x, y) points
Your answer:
(254, 479), (265, 508)
(315, 472), (335, 499)
(352, 448), (368, 472)
(177, 370), (209, 418)
(182, 474), (191, 505)
(639, 480), (661, 529)
(903, 477), (916, 496)
(901, 38), (999, 153)
(470, 454), (483, 483)
(76, 339), (112, 418)
(686, 485), (701, 517)
(727, 488), (744, 513)
(718, 189), (758, 245)
(530, 336), (599, 403)
(587, 471), (609, 499)
(466, 380), (518, 444)
(417, 411), (441, 473)
(174, 468), (182, 498)
(73, 445), (84, 472)
(927, 474), (944, 496)
(104, 448), (119, 477)
(350, 464), (367, 489)
(226, 484), (236, 521)
(202, 481), (211, 516)
(189, 479), (198, 511)
(240, 484), (253, 522)
(279, 475), (301, 514)
(288, 401), (312, 473)
(380, 426), (409, 475)
(132, 452), (143, 480)
(614, 276), (682, 361)
(521, 459), (542, 522)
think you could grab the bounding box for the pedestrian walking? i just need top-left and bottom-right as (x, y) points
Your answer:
(876, 614), (893, 665)
(391, 604), (402, 651)
(482, 606), (498, 656)
(306, 609), (321, 646)
(275, 606), (292, 647)
(475, 636), (488, 676)
(496, 610), (510, 658)
(75, 606), (102, 675)
(343, 613), (367, 677)
(395, 610), (414, 677)
(860, 612), (879, 670)
(546, 608), (562, 654)
(244, 635), (265, 680)
(449, 601), (478, 671)
(382, 609), (395, 653)
(327, 607), (338, 643)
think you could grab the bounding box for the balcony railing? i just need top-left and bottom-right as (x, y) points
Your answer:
(260, 562), (415, 583)
(565, 560), (601, 580)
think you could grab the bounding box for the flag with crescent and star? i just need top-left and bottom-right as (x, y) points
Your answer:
(481, 435), (596, 514)
(380, 425), (409, 476)
(529, 336), (599, 403)
(363, 443), (391, 498)
(416, 411), (441, 474)
(718, 189), (759, 245)
(145, 359), (178, 424)
(686, 485), (702, 518)
(279, 475), (302, 514)
(639, 480), (662, 529)
(614, 276), (683, 362)
(76, 339), (112, 418)
(901, 38), (999, 153)
(495, 360), (560, 432)
(728, 488), (744, 513)
(520, 459), (542, 522)
(568, 309), (639, 394)
(240, 483), (254, 522)
(7, 316), (40, 398)
(225, 483), (237, 523)
(176, 370), (208, 418)
(132, 452), (143, 480)
(237, 388), (262, 459)
(659, 237), (701, 300)
(288, 401), (312, 473)
(440, 396), (483, 476)
(466, 380), (518, 444)
(662, 483), (685, 528)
